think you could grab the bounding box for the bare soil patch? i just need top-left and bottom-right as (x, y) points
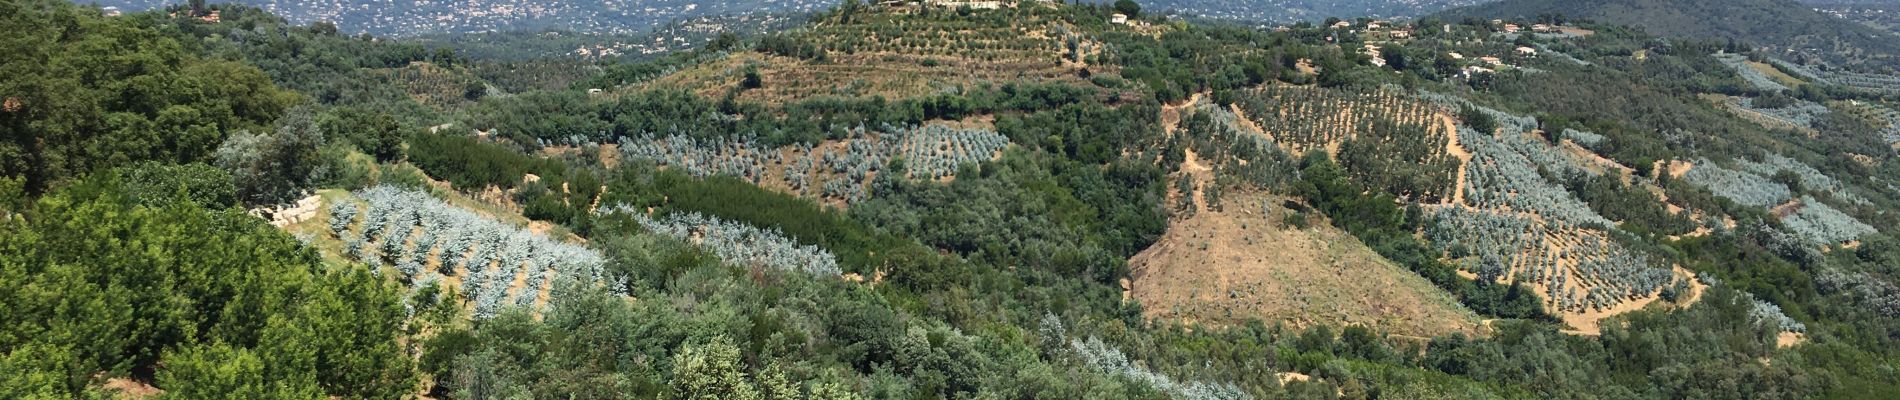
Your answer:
(101, 376), (162, 399)
(1442, 114), (1472, 206)
(1128, 191), (1484, 338)
(1777, 332), (1807, 348)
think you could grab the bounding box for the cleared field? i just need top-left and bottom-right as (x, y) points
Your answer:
(1128, 191), (1484, 338)
(1747, 60), (1805, 88)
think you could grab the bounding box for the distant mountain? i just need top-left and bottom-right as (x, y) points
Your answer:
(92, 0), (1501, 36)
(1800, 0), (1900, 5)
(1435, 0), (1900, 69)
(1131, 0), (1495, 24)
(90, 0), (830, 37)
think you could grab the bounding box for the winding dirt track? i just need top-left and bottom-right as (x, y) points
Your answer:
(1441, 114), (1472, 206)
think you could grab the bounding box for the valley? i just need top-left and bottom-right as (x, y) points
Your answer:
(3, 0), (1900, 398)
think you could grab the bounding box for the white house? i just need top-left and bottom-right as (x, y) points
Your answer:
(1111, 13), (1128, 25)
(1462, 65), (1495, 79)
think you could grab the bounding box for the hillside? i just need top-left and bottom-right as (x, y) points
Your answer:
(1129, 190), (1486, 337)
(90, 0), (1497, 37)
(1436, 0), (1900, 70)
(7, 0), (1900, 399)
(92, 0), (823, 36)
(1134, 0), (1493, 24)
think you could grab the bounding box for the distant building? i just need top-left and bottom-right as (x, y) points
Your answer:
(179, 9), (222, 24)
(1448, 52), (1465, 60)
(1390, 30), (1411, 39)
(1111, 13), (1128, 25)
(102, 6), (122, 17)
(1462, 65), (1494, 78)
(1532, 24), (1555, 33)
(1480, 56), (1503, 66)
(1516, 46), (1538, 56)
(929, 0), (1001, 10)
(1332, 21), (1352, 29)
(1502, 24), (1521, 33)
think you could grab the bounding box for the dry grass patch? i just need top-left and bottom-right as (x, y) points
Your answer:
(1128, 191), (1484, 338)
(1746, 60), (1806, 87)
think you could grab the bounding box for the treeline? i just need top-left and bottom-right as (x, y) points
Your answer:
(406, 132), (601, 230)
(599, 166), (937, 282)
(461, 82), (1106, 149)
(0, 0), (298, 194)
(155, 4), (473, 117)
(1567, 173), (1698, 237)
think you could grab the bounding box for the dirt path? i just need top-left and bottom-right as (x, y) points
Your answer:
(1160, 92), (1205, 138)
(1674, 265), (1709, 306)
(1550, 265), (1707, 336)
(1228, 103), (1277, 143)
(1560, 140), (1635, 181)
(1440, 114), (1472, 206)
(1181, 148), (1213, 212)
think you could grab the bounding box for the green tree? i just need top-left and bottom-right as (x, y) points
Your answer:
(159, 343), (324, 400)
(669, 337), (762, 400)
(1113, 0), (1141, 18)
(0, 0), (294, 194)
(0, 175), (413, 398)
(216, 108), (330, 205)
(0, 343), (83, 398)
(320, 108), (407, 163)
(112, 162), (237, 208)
(742, 66), (764, 90)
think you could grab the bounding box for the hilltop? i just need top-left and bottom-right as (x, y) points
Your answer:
(1131, 0), (1494, 24)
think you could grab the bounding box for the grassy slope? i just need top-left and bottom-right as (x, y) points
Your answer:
(1129, 191), (1486, 338)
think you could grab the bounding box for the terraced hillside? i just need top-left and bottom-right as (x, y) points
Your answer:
(1134, 95), (1483, 337)
(615, 123), (1010, 205)
(1233, 85), (1463, 203)
(626, 3), (1121, 103)
(292, 186), (609, 317)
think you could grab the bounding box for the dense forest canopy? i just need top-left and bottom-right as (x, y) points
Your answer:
(3, 0), (1900, 398)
